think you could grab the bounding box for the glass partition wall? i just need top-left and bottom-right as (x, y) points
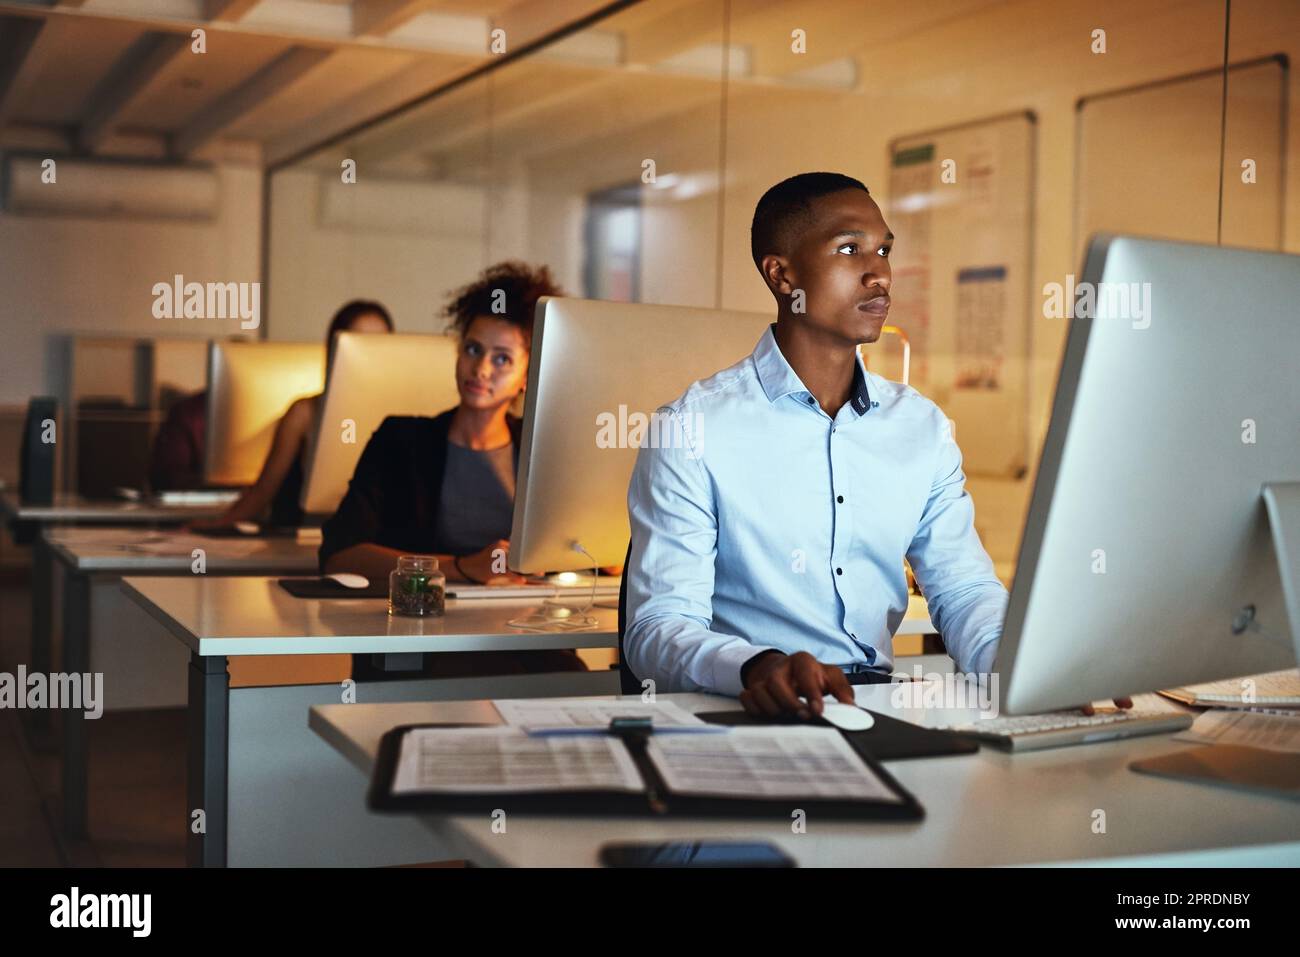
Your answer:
(266, 0), (1299, 582)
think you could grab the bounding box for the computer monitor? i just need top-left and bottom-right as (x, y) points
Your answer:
(996, 234), (1299, 714)
(510, 297), (771, 573)
(299, 332), (462, 516)
(151, 337), (209, 410)
(203, 340), (325, 486)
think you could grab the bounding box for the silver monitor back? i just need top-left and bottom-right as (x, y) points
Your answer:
(997, 235), (1300, 714)
(300, 331), (462, 515)
(204, 340), (325, 486)
(510, 298), (771, 573)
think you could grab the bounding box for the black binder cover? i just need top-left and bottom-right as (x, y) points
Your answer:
(368, 722), (925, 821)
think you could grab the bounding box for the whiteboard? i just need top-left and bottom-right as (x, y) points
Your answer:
(883, 112), (1036, 478)
(1076, 56), (1285, 257)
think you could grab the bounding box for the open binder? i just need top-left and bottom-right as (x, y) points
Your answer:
(369, 717), (925, 821)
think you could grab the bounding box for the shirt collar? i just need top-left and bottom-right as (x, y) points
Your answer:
(752, 323), (873, 416)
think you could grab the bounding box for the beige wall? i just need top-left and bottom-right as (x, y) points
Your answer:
(0, 159), (262, 406)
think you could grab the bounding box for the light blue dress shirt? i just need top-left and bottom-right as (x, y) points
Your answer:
(624, 323), (1009, 697)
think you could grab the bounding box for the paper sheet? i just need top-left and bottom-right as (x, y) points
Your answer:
(1162, 669), (1300, 708)
(646, 726), (900, 803)
(1174, 710), (1300, 754)
(491, 697), (705, 730)
(49, 529), (267, 558)
(391, 727), (645, 795)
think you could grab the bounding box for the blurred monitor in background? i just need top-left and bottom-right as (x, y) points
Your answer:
(194, 301), (393, 528)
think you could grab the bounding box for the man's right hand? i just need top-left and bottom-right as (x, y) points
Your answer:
(740, 650), (855, 721)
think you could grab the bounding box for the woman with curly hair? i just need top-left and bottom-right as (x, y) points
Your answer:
(320, 262), (586, 679)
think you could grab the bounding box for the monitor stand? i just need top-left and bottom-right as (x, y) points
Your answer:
(1130, 482), (1300, 795)
(1262, 482), (1300, 663)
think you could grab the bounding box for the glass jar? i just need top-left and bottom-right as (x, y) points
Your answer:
(388, 555), (445, 617)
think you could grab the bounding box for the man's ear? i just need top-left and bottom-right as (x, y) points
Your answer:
(760, 253), (794, 299)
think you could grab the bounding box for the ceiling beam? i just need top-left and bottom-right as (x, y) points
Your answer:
(491, 0), (615, 51)
(76, 32), (190, 154)
(171, 45), (331, 157)
(263, 52), (466, 167)
(341, 57), (604, 168)
(0, 18), (56, 132)
(621, 0), (722, 64)
(203, 0), (262, 21)
(352, 0), (435, 38)
(0, 2), (533, 63)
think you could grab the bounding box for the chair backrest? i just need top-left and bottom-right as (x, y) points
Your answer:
(615, 540), (641, 695)
(20, 396), (58, 504)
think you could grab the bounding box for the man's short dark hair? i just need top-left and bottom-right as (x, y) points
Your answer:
(443, 260), (563, 347)
(750, 172), (870, 270)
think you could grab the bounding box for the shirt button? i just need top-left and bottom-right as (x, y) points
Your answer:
(836, 567), (843, 575)
(807, 397), (815, 405)
(836, 495), (844, 504)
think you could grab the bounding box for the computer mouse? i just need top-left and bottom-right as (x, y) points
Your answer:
(327, 573), (369, 589)
(819, 702), (875, 732)
(234, 520), (260, 535)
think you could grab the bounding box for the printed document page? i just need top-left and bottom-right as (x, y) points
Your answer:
(392, 727), (644, 795)
(646, 726), (900, 802)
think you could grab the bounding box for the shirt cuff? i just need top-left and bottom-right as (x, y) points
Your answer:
(714, 644), (782, 698)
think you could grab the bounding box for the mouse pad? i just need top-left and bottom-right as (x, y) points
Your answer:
(698, 709), (980, 762)
(278, 577), (389, 599)
(1130, 744), (1300, 800)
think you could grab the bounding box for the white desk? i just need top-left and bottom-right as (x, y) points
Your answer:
(1, 489), (236, 741)
(41, 528), (322, 841)
(122, 575), (622, 867)
(124, 575), (622, 657)
(310, 661), (1300, 868)
(0, 490), (234, 525)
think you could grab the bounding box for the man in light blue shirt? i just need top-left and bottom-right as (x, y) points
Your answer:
(624, 171), (1010, 720)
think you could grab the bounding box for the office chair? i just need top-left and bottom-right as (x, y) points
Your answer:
(615, 540), (642, 695)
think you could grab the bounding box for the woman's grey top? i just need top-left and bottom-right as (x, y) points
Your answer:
(430, 440), (516, 556)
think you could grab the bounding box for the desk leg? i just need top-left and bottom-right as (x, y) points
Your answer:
(61, 570), (89, 840)
(188, 653), (229, 868)
(28, 535), (54, 735)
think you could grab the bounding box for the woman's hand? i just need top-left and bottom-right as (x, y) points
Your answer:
(454, 539), (526, 585)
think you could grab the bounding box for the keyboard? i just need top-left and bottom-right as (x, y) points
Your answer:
(939, 710), (1194, 751)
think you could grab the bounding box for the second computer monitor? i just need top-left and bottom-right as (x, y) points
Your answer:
(204, 340), (325, 487)
(510, 297), (771, 574)
(299, 331), (462, 515)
